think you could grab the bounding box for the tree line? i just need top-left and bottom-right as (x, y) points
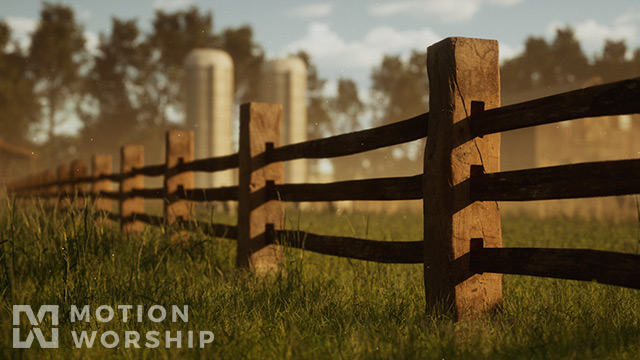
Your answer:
(1, 3), (640, 176)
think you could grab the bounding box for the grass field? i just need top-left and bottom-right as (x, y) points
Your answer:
(1, 199), (640, 359)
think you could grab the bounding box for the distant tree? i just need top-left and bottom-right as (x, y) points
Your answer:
(0, 21), (40, 144)
(370, 50), (428, 127)
(550, 27), (591, 84)
(501, 37), (554, 91)
(220, 26), (264, 103)
(81, 18), (147, 152)
(330, 78), (364, 134)
(28, 2), (86, 146)
(502, 27), (591, 92)
(594, 39), (634, 82)
(295, 50), (331, 139)
(328, 78), (366, 180)
(367, 50), (428, 177)
(144, 7), (218, 128)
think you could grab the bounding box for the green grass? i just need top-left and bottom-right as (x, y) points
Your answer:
(1, 198), (640, 359)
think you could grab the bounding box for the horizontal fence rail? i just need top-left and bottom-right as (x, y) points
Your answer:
(470, 77), (640, 136)
(173, 153), (239, 174)
(471, 159), (640, 201)
(272, 175), (423, 202)
(181, 186), (239, 202)
(129, 164), (166, 177)
(8, 35), (640, 321)
(273, 228), (423, 264)
(470, 245), (640, 289)
(268, 113), (429, 163)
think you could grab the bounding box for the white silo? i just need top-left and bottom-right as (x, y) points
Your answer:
(184, 49), (234, 189)
(261, 57), (308, 184)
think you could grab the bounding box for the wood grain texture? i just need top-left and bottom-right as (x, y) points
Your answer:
(275, 229), (423, 263)
(175, 153), (239, 173)
(237, 103), (285, 274)
(268, 113), (428, 162)
(71, 159), (88, 208)
(471, 159), (640, 201)
(92, 154), (113, 212)
(272, 175), (422, 202)
(120, 145), (145, 234)
(471, 247), (640, 289)
(164, 130), (194, 225)
(424, 37), (502, 319)
(182, 186), (239, 202)
(470, 77), (640, 136)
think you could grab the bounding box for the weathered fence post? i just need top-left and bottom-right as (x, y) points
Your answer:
(120, 145), (145, 234)
(71, 159), (88, 208)
(423, 37), (502, 319)
(237, 102), (285, 274)
(44, 169), (56, 208)
(56, 164), (71, 208)
(164, 130), (194, 226)
(92, 155), (112, 212)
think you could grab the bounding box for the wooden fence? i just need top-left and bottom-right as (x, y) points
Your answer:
(7, 37), (640, 320)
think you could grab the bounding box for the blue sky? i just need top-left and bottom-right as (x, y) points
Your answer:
(3, 0), (640, 97)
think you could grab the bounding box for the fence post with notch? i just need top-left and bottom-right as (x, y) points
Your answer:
(237, 102), (285, 274)
(423, 37), (502, 319)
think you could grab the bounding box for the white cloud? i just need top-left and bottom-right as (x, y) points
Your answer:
(499, 42), (523, 61)
(5, 17), (37, 51)
(153, 0), (194, 11)
(84, 31), (99, 55)
(282, 22), (440, 101)
(289, 3), (334, 19)
(284, 22), (439, 69)
(546, 13), (638, 58)
(369, 0), (522, 23)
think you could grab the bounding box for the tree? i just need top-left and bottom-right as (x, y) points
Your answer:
(28, 3), (86, 145)
(550, 27), (590, 84)
(220, 26), (264, 103)
(501, 27), (591, 92)
(327, 78), (366, 181)
(594, 39), (634, 82)
(0, 21), (39, 144)
(331, 78), (364, 134)
(81, 18), (147, 152)
(370, 50), (428, 127)
(295, 50), (331, 140)
(365, 51), (427, 177)
(144, 7), (218, 128)
(501, 37), (554, 92)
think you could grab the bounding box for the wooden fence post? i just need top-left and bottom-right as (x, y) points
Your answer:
(92, 154), (112, 212)
(44, 169), (56, 208)
(120, 145), (145, 234)
(423, 37), (502, 319)
(56, 164), (71, 208)
(164, 130), (194, 225)
(71, 159), (88, 208)
(237, 102), (285, 274)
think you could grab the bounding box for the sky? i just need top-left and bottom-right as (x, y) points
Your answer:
(3, 0), (640, 93)
(2, 0), (640, 138)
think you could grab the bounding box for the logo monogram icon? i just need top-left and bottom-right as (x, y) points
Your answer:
(13, 305), (59, 348)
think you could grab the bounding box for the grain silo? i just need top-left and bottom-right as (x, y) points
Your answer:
(184, 49), (234, 189)
(261, 57), (308, 184)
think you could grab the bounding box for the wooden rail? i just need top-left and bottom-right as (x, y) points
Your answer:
(470, 244), (640, 289)
(470, 77), (640, 136)
(269, 113), (428, 162)
(273, 228), (423, 264)
(8, 36), (640, 321)
(272, 175), (423, 202)
(471, 159), (640, 201)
